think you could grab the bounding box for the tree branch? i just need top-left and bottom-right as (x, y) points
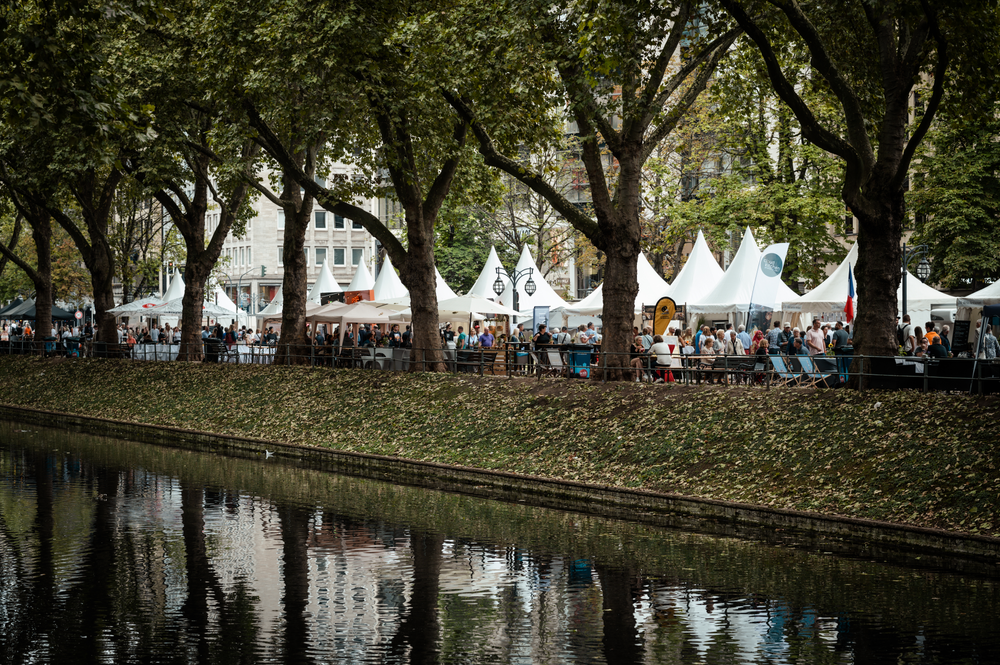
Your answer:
(443, 89), (603, 244)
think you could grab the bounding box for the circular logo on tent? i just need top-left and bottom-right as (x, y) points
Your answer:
(760, 253), (783, 278)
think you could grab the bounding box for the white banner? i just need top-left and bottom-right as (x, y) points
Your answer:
(748, 243), (790, 330)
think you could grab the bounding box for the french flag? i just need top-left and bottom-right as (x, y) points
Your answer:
(844, 263), (855, 323)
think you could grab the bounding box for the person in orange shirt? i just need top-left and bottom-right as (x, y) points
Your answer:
(924, 321), (942, 346)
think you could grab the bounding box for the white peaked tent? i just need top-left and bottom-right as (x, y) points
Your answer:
(500, 245), (568, 313)
(213, 285), (251, 327)
(257, 286), (284, 318)
(688, 228), (800, 313)
(307, 258), (343, 304)
(784, 242), (956, 325)
(958, 281), (1000, 307)
(163, 269), (185, 300)
(666, 230), (725, 307)
(565, 253), (671, 315)
(372, 256), (408, 302)
(467, 246), (508, 299)
(782, 243), (857, 312)
(345, 262), (376, 292)
(435, 268), (459, 301)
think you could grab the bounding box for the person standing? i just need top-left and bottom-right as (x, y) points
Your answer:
(766, 322), (783, 356)
(479, 326), (495, 348)
(805, 319), (825, 356)
(900, 314), (916, 355)
(736, 325), (751, 355)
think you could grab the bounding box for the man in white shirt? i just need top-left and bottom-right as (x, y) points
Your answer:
(150, 325), (160, 343)
(805, 318), (826, 355)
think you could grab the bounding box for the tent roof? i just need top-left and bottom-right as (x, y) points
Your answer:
(898, 270), (956, 309)
(0, 297), (24, 316)
(664, 230), (725, 306)
(109, 295), (165, 314)
(257, 286), (284, 316)
(466, 246), (508, 299)
(957, 280), (1000, 307)
(163, 270), (185, 300)
(345, 262), (375, 292)
(308, 258), (343, 303)
(498, 245), (568, 312)
(785, 242), (956, 312)
(688, 228), (800, 313)
(565, 252), (670, 315)
(372, 256), (408, 302)
(435, 268), (459, 301)
(214, 285), (238, 312)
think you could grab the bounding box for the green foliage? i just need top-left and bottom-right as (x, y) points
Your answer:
(908, 101), (1000, 289)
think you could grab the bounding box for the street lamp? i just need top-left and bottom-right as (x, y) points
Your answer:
(493, 267), (536, 318)
(901, 242), (930, 319)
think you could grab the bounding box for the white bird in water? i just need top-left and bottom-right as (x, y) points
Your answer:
(265, 450), (274, 459)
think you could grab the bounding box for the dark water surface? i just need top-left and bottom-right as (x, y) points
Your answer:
(1, 421), (998, 664)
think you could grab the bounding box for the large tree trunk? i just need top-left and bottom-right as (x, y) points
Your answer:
(30, 218), (53, 353)
(849, 186), (904, 384)
(275, 191), (313, 366)
(401, 210), (444, 372)
(593, 152), (641, 381)
(89, 238), (118, 346)
(178, 264), (209, 361)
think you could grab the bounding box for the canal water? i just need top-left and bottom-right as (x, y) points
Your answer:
(1, 421), (997, 664)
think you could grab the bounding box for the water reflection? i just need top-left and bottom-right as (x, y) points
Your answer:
(1, 422), (997, 664)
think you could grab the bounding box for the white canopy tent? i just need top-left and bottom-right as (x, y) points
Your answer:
(957, 280), (1000, 307)
(256, 286), (284, 320)
(380, 267), (458, 306)
(345, 262), (376, 292)
(688, 228), (801, 315)
(108, 295), (163, 315)
(664, 230), (725, 308)
(372, 256), (409, 302)
(466, 246), (508, 299)
(162, 270), (185, 301)
(212, 285), (252, 327)
(307, 259), (343, 303)
(784, 242), (956, 327)
(500, 245), (568, 315)
(144, 298), (233, 318)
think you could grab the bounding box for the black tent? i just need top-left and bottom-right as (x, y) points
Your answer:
(2, 298), (77, 321)
(0, 297), (25, 317)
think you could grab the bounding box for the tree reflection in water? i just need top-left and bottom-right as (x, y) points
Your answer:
(0, 423), (998, 664)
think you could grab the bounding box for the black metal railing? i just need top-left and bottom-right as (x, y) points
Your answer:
(13, 337), (1000, 394)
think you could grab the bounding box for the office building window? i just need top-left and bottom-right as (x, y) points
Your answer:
(352, 219), (363, 229)
(277, 210), (284, 230)
(303, 247), (309, 265)
(315, 247), (327, 265)
(334, 214), (345, 229)
(315, 211), (326, 229)
(352, 248), (364, 266)
(333, 248), (346, 266)
(239, 247), (244, 265)
(277, 246), (284, 266)
(247, 247), (251, 265)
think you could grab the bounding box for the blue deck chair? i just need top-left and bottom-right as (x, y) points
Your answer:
(769, 355), (801, 386)
(799, 356), (838, 388)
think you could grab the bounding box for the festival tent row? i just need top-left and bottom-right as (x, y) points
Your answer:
(0, 298), (78, 321)
(782, 242), (958, 328)
(958, 280), (1000, 307)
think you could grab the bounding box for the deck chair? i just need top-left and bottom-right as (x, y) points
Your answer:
(769, 355), (802, 386)
(545, 349), (567, 377)
(799, 356), (837, 388)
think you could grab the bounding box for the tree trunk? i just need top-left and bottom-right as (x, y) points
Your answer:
(178, 264), (209, 361)
(275, 187), (313, 366)
(593, 153), (641, 381)
(849, 186), (904, 384)
(88, 239), (118, 346)
(401, 209), (444, 372)
(30, 218), (53, 353)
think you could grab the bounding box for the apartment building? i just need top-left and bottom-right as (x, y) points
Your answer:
(213, 169), (380, 312)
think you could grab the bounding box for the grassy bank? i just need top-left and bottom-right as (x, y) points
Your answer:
(1, 356), (997, 537)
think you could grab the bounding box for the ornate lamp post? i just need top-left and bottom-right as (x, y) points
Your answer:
(493, 267), (536, 319)
(901, 242), (930, 319)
